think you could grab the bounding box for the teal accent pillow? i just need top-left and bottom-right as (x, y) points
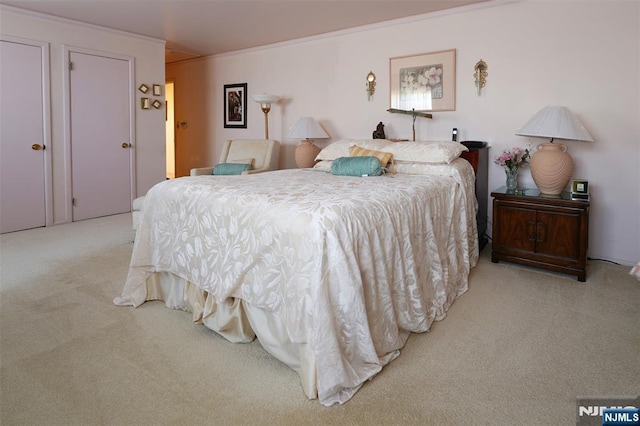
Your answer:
(213, 163), (252, 175)
(330, 156), (387, 177)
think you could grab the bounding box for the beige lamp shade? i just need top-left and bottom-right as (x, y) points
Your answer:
(516, 106), (593, 195)
(287, 117), (329, 168)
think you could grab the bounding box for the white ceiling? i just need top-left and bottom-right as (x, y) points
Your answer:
(1, 0), (490, 63)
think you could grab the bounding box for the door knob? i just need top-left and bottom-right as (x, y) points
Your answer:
(32, 144), (43, 150)
(121, 143), (131, 148)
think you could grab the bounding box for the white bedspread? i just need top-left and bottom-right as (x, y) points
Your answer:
(115, 162), (478, 405)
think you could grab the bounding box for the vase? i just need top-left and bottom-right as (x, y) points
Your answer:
(505, 168), (518, 190)
(529, 142), (574, 195)
(295, 140), (321, 168)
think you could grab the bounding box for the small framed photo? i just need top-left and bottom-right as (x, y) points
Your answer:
(138, 84), (149, 94)
(141, 97), (150, 110)
(153, 84), (162, 96)
(571, 179), (589, 194)
(152, 99), (162, 109)
(224, 83), (247, 128)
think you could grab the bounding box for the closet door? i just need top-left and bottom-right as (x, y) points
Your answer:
(0, 39), (47, 233)
(69, 51), (131, 221)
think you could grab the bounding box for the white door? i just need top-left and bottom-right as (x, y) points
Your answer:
(70, 51), (131, 221)
(0, 40), (47, 233)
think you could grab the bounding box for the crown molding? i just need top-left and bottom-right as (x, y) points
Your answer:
(0, 4), (165, 46)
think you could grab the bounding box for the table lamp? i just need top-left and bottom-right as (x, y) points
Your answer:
(516, 106), (593, 195)
(286, 117), (329, 168)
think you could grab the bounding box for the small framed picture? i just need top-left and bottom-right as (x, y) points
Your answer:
(152, 99), (162, 109)
(153, 84), (162, 96)
(571, 179), (589, 194)
(141, 98), (150, 110)
(138, 84), (149, 94)
(224, 83), (247, 128)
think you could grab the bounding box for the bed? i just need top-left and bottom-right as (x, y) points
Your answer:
(114, 139), (479, 406)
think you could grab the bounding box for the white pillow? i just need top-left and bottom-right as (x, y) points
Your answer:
(392, 162), (446, 175)
(382, 141), (468, 164)
(315, 139), (393, 161)
(312, 160), (332, 171)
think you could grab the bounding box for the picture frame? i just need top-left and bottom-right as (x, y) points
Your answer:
(571, 179), (589, 194)
(138, 84), (149, 94)
(152, 99), (162, 109)
(389, 49), (456, 112)
(141, 98), (150, 110)
(153, 84), (162, 96)
(224, 83), (247, 128)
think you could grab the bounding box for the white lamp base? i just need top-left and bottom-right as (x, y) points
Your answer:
(295, 140), (321, 168)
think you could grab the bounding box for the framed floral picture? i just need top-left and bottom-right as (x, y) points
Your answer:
(389, 49), (456, 112)
(224, 83), (247, 128)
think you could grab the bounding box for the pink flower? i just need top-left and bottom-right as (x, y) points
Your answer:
(493, 146), (530, 171)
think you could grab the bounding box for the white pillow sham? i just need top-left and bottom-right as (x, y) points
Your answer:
(381, 141), (468, 164)
(315, 139), (393, 161)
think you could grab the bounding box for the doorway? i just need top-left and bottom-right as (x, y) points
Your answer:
(165, 81), (175, 179)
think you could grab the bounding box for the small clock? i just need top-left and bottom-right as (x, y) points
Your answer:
(571, 179), (589, 200)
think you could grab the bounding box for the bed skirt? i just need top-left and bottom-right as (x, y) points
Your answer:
(145, 271), (325, 400)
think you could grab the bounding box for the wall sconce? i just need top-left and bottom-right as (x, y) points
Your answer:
(366, 71), (376, 101)
(252, 93), (280, 139)
(474, 59), (488, 96)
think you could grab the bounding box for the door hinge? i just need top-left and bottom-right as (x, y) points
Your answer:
(69, 61), (73, 71)
(72, 197), (76, 206)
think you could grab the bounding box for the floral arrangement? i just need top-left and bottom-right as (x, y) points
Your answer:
(493, 146), (530, 171)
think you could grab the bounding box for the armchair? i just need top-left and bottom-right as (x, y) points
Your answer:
(190, 139), (280, 176)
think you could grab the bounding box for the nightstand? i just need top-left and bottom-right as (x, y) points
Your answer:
(491, 187), (590, 281)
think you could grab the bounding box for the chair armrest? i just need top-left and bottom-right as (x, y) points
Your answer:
(190, 167), (214, 176)
(242, 167), (273, 175)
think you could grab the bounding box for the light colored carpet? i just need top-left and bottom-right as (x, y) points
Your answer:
(1, 213), (638, 425)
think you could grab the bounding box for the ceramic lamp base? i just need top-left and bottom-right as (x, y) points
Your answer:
(295, 140), (321, 168)
(530, 142), (574, 195)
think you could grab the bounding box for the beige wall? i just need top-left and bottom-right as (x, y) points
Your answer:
(167, 0), (640, 265)
(1, 6), (167, 224)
